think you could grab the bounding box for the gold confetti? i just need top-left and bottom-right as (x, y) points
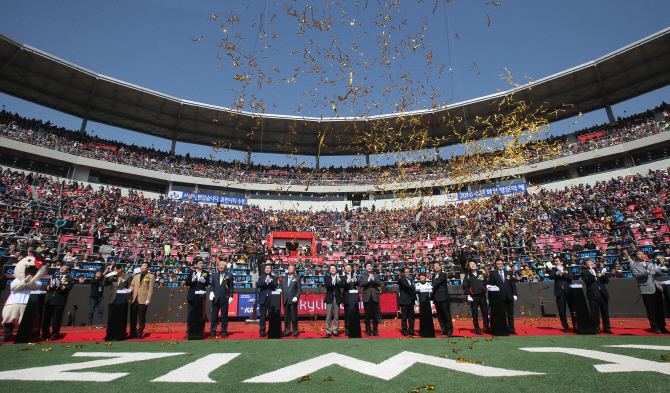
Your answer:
(323, 376), (334, 381)
(41, 348), (53, 352)
(458, 358), (485, 365)
(17, 348), (32, 352)
(104, 342), (113, 346)
(160, 342), (179, 346)
(409, 385), (436, 393)
(298, 375), (312, 383)
(662, 355), (669, 362)
(188, 353), (195, 356)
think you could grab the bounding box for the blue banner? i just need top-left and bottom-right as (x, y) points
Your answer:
(445, 183), (527, 202)
(168, 190), (247, 205)
(237, 293), (257, 317)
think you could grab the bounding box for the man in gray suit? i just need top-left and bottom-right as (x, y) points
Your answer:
(630, 250), (669, 334)
(359, 262), (382, 337)
(323, 264), (342, 337)
(281, 264), (302, 337)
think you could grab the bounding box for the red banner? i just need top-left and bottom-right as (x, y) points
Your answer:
(269, 256), (324, 264)
(277, 293), (398, 315)
(227, 294), (238, 316)
(578, 131), (605, 142)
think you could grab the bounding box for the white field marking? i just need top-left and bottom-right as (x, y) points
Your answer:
(520, 348), (670, 375)
(152, 353), (241, 383)
(243, 351), (543, 383)
(605, 345), (670, 351)
(0, 352), (185, 382)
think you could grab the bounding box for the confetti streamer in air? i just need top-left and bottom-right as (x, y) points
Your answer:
(190, 1), (562, 207)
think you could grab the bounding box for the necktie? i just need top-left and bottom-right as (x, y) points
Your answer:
(219, 274), (223, 285)
(500, 271), (504, 283)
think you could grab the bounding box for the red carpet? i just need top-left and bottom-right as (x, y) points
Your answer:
(1, 318), (664, 344)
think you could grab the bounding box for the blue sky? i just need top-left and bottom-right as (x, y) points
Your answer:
(0, 0), (669, 168)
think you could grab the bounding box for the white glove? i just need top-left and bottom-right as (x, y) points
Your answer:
(292, 297), (297, 303)
(513, 296), (517, 301)
(198, 276), (205, 283)
(467, 295), (473, 302)
(265, 276), (271, 284)
(106, 271), (118, 278)
(209, 292), (215, 301)
(228, 297), (233, 304)
(145, 300), (150, 305)
(53, 278), (60, 287)
(414, 301), (419, 306)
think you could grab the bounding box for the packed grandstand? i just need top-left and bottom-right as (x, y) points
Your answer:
(2, 101), (670, 291)
(1, 102), (668, 186)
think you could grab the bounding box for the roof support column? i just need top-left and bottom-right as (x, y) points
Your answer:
(594, 64), (615, 124)
(315, 154), (320, 170)
(80, 77), (99, 133)
(170, 103), (183, 155)
(246, 148), (251, 168)
(366, 154), (370, 166)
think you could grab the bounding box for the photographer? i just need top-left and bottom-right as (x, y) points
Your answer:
(87, 270), (104, 329)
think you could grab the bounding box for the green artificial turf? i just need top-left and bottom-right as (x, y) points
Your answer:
(1, 335), (669, 393)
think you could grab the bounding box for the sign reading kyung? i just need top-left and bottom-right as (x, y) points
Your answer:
(445, 183), (527, 202)
(168, 191), (247, 205)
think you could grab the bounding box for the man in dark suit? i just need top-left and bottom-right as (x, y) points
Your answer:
(339, 264), (358, 336)
(210, 261), (234, 338)
(184, 258), (210, 338)
(397, 267), (417, 336)
(581, 259), (612, 334)
(488, 258), (517, 334)
(41, 265), (75, 340)
(359, 262), (381, 336)
(281, 264), (302, 337)
(431, 262), (453, 336)
(257, 263), (278, 337)
(547, 257), (575, 333)
(323, 264), (342, 337)
(463, 261), (489, 335)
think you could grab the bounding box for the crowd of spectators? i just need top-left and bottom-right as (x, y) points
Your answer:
(2, 160), (670, 288)
(1, 102), (668, 186)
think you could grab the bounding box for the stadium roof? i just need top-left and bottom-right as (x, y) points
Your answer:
(1, 28), (670, 156)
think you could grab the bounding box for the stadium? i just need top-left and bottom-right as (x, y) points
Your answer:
(1, 2), (670, 392)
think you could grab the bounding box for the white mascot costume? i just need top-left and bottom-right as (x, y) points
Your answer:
(1, 253), (47, 342)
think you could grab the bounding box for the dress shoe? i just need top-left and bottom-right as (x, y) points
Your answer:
(652, 328), (663, 334)
(326, 333), (332, 338)
(475, 328), (482, 335)
(438, 330), (448, 336)
(373, 331), (380, 337)
(401, 331), (408, 336)
(220, 334), (228, 339)
(183, 334), (189, 339)
(603, 329), (614, 334)
(595, 328), (601, 334)
(661, 328), (670, 334)
(563, 328), (570, 333)
(408, 331), (417, 336)
(509, 329), (517, 335)
(136, 333), (143, 339)
(484, 327), (491, 334)
(210, 332), (217, 338)
(259, 332), (267, 338)
(283, 332), (292, 337)
(447, 331), (453, 337)
(332, 333), (341, 337)
(365, 331), (372, 337)
(293, 332), (299, 338)
(50, 334), (59, 341)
